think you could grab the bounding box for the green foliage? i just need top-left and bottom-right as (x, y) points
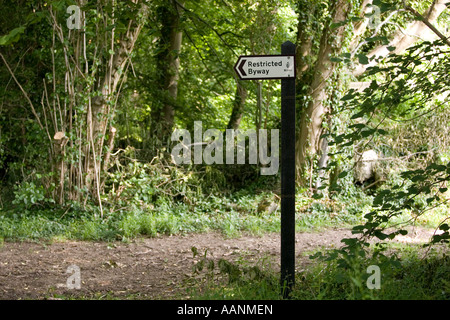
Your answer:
(0, 154), (285, 241)
(1, 0), (449, 301)
(12, 181), (55, 209)
(301, 245), (449, 300)
(326, 38), (450, 259)
(0, 26), (25, 46)
(0, 208), (114, 241)
(186, 247), (282, 300)
(186, 243), (450, 300)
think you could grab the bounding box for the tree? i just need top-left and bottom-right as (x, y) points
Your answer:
(295, 0), (353, 189)
(332, 37), (450, 250)
(150, 0), (183, 146)
(324, 0), (450, 249)
(294, 0), (450, 189)
(352, 0), (449, 77)
(0, 0), (149, 210)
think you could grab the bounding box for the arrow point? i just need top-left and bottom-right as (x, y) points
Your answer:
(239, 59), (247, 77)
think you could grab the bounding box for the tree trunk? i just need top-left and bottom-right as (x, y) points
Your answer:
(151, 0), (183, 146)
(295, 0), (448, 188)
(85, 2), (147, 199)
(295, 0), (350, 186)
(227, 80), (248, 130)
(53, 132), (68, 205)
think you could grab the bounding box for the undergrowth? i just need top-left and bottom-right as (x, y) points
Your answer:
(0, 152), (374, 241)
(0, 150), (447, 246)
(185, 243), (450, 300)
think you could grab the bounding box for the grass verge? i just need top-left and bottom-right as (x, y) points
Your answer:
(185, 243), (450, 300)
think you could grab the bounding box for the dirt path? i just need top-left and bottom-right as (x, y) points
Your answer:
(0, 227), (437, 300)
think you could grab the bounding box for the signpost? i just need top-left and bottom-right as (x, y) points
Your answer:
(234, 55), (295, 80)
(234, 41), (296, 298)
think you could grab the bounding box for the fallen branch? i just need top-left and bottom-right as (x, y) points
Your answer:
(362, 179), (386, 191)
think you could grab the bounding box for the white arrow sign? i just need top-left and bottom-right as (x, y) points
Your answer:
(234, 55), (295, 80)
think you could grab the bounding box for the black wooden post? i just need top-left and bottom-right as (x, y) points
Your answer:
(233, 42), (296, 298)
(280, 40), (296, 298)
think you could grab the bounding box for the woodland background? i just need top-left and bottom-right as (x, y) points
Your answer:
(0, 0), (450, 300)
